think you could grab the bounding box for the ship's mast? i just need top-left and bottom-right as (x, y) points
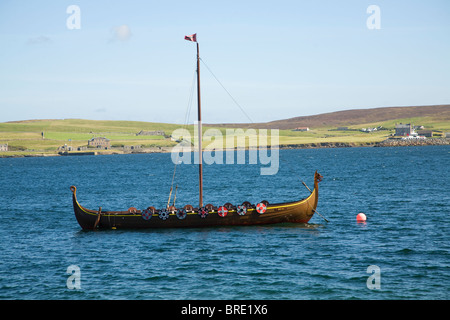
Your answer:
(196, 42), (203, 208)
(185, 34), (203, 208)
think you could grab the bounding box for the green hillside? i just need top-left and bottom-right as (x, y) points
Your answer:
(0, 119), (181, 156)
(0, 105), (449, 157)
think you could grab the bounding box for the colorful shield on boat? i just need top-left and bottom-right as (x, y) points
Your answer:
(141, 209), (152, 220)
(159, 209), (170, 220)
(218, 206), (228, 217)
(256, 202), (267, 214)
(176, 208), (187, 220)
(198, 207), (208, 218)
(236, 205), (247, 216)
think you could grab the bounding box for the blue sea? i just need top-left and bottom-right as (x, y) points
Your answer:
(0, 146), (448, 300)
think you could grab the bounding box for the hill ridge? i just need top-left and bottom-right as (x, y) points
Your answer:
(207, 104), (450, 129)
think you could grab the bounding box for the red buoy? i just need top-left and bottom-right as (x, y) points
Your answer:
(356, 212), (367, 222)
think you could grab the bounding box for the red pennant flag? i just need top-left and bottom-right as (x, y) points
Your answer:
(184, 33), (197, 42)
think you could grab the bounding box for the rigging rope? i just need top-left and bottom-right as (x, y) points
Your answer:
(167, 69), (197, 207)
(183, 70), (197, 130)
(200, 57), (254, 124)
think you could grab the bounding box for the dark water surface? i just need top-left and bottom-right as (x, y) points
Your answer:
(0, 146), (448, 299)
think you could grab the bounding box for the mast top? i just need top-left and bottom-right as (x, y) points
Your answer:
(184, 33), (197, 42)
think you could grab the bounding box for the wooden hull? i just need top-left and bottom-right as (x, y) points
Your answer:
(71, 172), (321, 230)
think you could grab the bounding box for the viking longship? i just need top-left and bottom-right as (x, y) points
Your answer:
(71, 34), (322, 230)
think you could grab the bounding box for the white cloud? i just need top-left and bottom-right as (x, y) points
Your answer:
(110, 25), (132, 42)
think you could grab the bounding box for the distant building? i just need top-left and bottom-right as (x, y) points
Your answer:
(360, 127), (379, 133)
(58, 144), (73, 151)
(417, 130), (433, 138)
(292, 127), (310, 132)
(88, 137), (111, 149)
(362, 126), (383, 133)
(136, 130), (165, 136)
(401, 135), (426, 140)
(123, 145), (142, 151)
(446, 132), (450, 138)
(0, 143), (8, 151)
(395, 123), (414, 136)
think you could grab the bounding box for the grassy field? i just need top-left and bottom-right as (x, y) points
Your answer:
(0, 119), (181, 155)
(0, 113), (449, 157)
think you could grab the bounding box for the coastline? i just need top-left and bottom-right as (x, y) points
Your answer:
(1, 138), (448, 158)
(279, 137), (450, 149)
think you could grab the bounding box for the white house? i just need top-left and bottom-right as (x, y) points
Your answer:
(292, 127), (310, 132)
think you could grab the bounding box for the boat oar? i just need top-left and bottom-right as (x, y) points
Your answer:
(302, 181), (312, 193)
(172, 185), (178, 207)
(166, 186), (173, 210)
(312, 208), (329, 223)
(93, 207), (102, 230)
(300, 180), (329, 223)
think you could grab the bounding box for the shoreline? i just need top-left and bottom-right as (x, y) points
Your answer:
(1, 138), (448, 158)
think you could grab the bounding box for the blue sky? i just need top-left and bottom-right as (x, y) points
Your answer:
(0, 0), (449, 124)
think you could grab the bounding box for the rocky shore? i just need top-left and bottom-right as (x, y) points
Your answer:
(374, 138), (450, 147)
(280, 138), (450, 149)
